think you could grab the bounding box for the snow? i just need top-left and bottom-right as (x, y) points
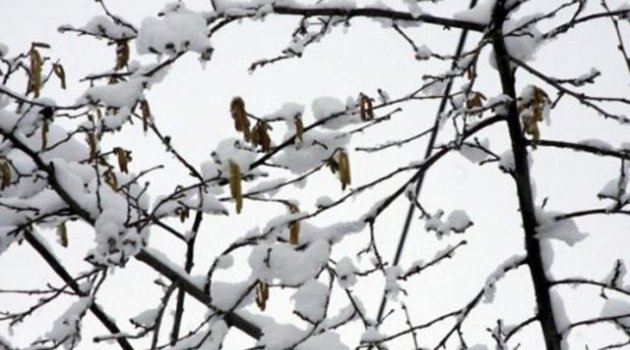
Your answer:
(258, 323), (305, 350)
(384, 265), (403, 299)
(130, 308), (159, 328)
(249, 239), (330, 286)
(292, 279), (329, 322)
(90, 206), (146, 266)
(165, 319), (228, 350)
(298, 332), (349, 350)
(215, 254), (234, 270)
(540, 238), (555, 277)
(498, 150), (514, 173)
(311, 96), (360, 130)
(535, 208), (588, 247)
(210, 137), (258, 172)
(322, 304), (359, 329)
(315, 195), (334, 209)
(483, 255), (524, 303)
(275, 129), (350, 174)
(0, 226), (21, 256)
(403, 0), (423, 19)
(315, 0), (356, 9)
(101, 106), (132, 130)
(247, 178), (287, 198)
(424, 209), (473, 236)
(45, 296), (93, 350)
(360, 326), (384, 343)
(0, 42), (8, 57)
(80, 80), (144, 109)
(549, 289), (570, 332)
(454, 0), (496, 25)
(459, 139), (490, 163)
(597, 177), (626, 201)
(263, 102), (304, 122)
(335, 256), (358, 288)
(601, 298), (630, 328)
(579, 138), (613, 151)
(201, 191), (229, 214)
(137, 4), (212, 57)
(210, 280), (255, 311)
(446, 209), (473, 233)
(415, 44), (432, 60)
(83, 15), (135, 39)
(490, 15), (543, 69)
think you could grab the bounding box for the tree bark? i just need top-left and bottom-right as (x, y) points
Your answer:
(491, 1), (562, 349)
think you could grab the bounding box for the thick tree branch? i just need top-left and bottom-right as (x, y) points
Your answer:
(491, 2), (562, 349)
(242, 5), (485, 32)
(533, 139), (630, 161)
(24, 232), (134, 350)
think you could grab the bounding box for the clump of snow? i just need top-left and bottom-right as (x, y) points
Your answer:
(315, 0), (356, 9)
(580, 138), (613, 151)
(131, 308), (159, 328)
(215, 255), (234, 270)
(415, 44), (432, 60)
(201, 191), (228, 215)
(459, 139), (490, 163)
(468, 345), (489, 350)
(601, 298), (630, 328)
(403, 0), (423, 19)
(539, 238), (555, 278)
(45, 297), (93, 350)
(166, 319), (227, 350)
(490, 15), (543, 69)
(82, 15), (135, 39)
(89, 207), (146, 266)
(384, 266), (403, 300)
(180, 189), (228, 215)
(249, 239), (330, 286)
(102, 106), (132, 131)
(424, 209), (473, 236)
(335, 256), (358, 288)
(0, 227), (21, 256)
(498, 150), (514, 173)
(454, 0), (496, 25)
(315, 195), (334, 209)
(275, 129), (350, 174)
(80, 80), (144, 109)
(597, 176), (627, 202)
(210, 280), (254, 311)
(137, 4), (213, 57)
(210, 137), (258, 173)
(535, 208), (587, 246)
(292, 279), (329, 322)
(483, 255), (524, 302)
(0, 42), (8, 57)
(312, 96), (360, 130)
(549, 289), (571, 332)
(360, 326), (385, 343)
(299, 332), (349, 350)
(263, 102), (304, 122)
(247, 178), (287, 198)
(258, 323), (305, 350)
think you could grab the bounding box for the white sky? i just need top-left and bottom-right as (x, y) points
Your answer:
(1, 0), (629, 349)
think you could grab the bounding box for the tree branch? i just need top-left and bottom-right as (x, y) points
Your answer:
(491, 1), (562, 349)
(24, 232), (134, 350)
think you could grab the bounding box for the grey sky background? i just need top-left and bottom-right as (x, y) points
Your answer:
(1, 0), (629, 349)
